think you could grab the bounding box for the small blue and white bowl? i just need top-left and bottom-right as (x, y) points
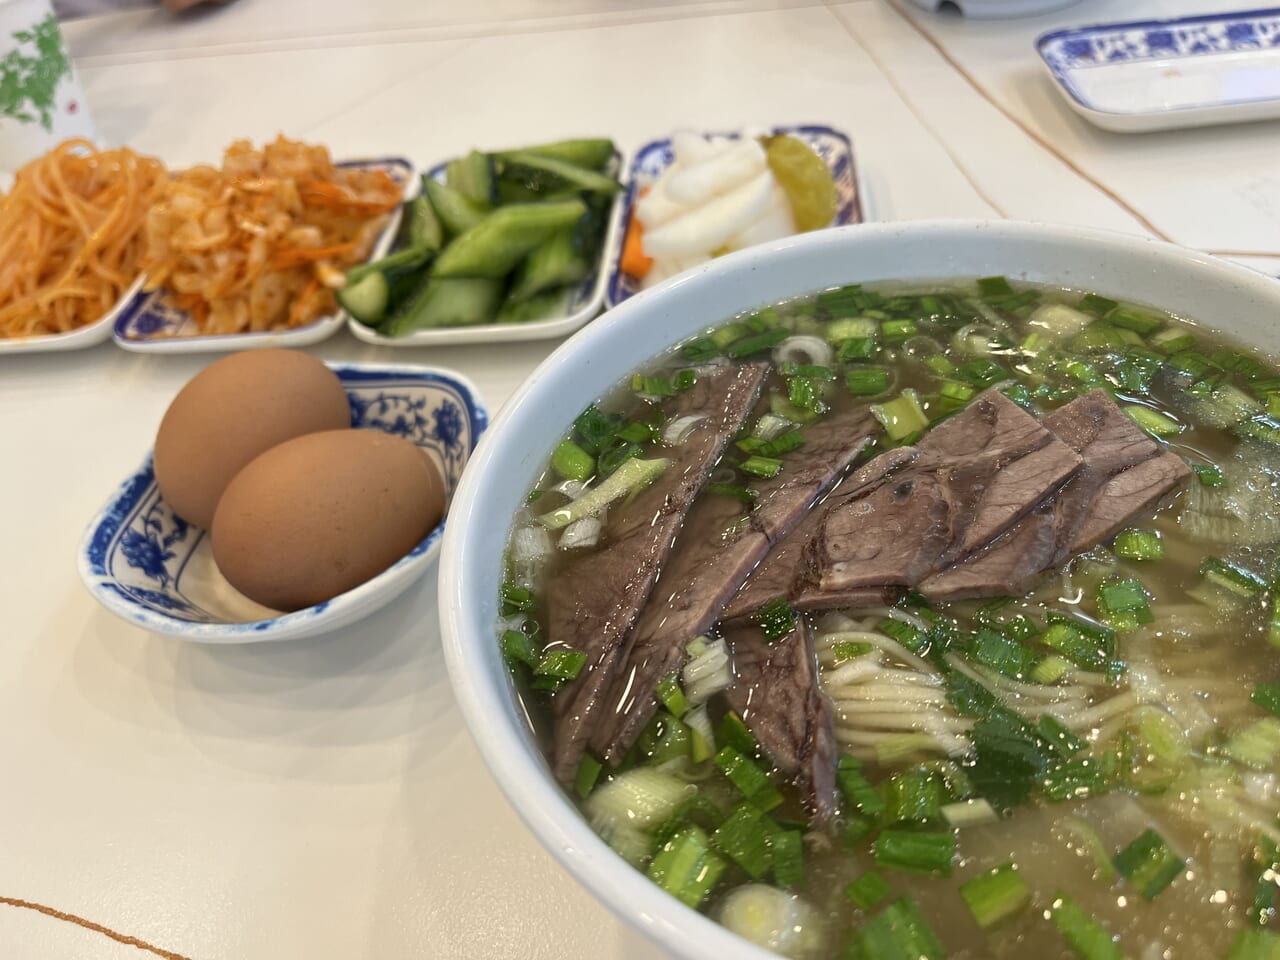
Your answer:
(77, 363), (487, 643)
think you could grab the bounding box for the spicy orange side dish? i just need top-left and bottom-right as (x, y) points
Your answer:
(0, 139), (168, 339)
(142, 135), (401, 335)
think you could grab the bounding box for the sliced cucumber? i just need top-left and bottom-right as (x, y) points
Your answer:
(509, 227), (590, 301)
(383, 276), (504, 334)
(496, 286), (571, 324)
(445, 150), (497, 209)
(337, 271), (390, 326)
(423, 176), (487, 237)
(344, 242), (433, 287)
(498, 151), (621, 198)
(404, 195), (444, 251)
(496, 139), (615, 173)
(433, 199), (587, 279)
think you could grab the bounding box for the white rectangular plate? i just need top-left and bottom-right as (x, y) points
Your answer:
(346, 149), (625, 347)
(112, 157), (413, 354)
(1037, 9), (1280, 133)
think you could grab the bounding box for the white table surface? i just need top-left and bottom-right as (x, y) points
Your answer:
(5, 1), (1278, 957)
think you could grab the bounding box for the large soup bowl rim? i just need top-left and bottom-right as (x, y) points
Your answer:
(439, 220), (1280, 960)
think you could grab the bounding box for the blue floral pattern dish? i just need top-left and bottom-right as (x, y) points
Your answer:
(347, 150), (626, 347)
(605, 126), (862, 309)
(77, 363), (487, 643)
(1037, 9), (1280, 132)
(112, 158), (414, 354)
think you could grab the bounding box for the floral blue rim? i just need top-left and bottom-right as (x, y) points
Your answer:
(605, 125), (861, 309)
(1036, 9), (1280, 115)
(112, 157), (414, 345)
(79, 364), (487, 637)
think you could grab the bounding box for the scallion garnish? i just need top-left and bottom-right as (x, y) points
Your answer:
(1113, 828), (1185, 900)
(877, 617), (928, 653)
(836, 754), (885, 818)
(972, 627), (1035, 679)
(1252, 683), (1280, 718)
(714, 746), (783, 811)
(656, 672), (687, 718)
(632, 373), (676, 397)
(837, 336), (879, 362)
(880, 318), (917, 343)
(846, 366), (891, 397)
(1228, 929), (1280, 960)
(532, 648), (587, 690)
(674, 369), (697, 391)
(1113, 528), (1163, 561)
(1079, 292), (1118, 315)
(770, 828), (805, 887)
(646, 826), (727, 908)
(680, 336), (719, 362)
(551, 438), (595, 482)
(1125, 404), (1183, 437)
(710, 803), (773, 879)
(500, 580), (536, 615)
(740, 454), (783, 479)
(1105, 305), (1164, 335)
(500, 628), (538, 670)
(1049, 892), (1124, 960)
(845, 896), (945, 960)
(716, 712), (758, 755)
(956, 357), (1007, 388)
(725, 326), (789, 358)
(870, 390), (929, 442)
(573, 404), (623, 454)
(873, 829), (956, 876)
(574, 755), (603, 799)
(705, 482), (756, 505)
(978, 275), (1013, 297)
(1200, 556), (1268, 598)
(881, 768), (943, 825)
(960, 863), (1030, 930)
(846, 870), (892, 910)
(754, 596), (796, 641)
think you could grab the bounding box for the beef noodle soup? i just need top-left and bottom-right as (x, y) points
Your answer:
(498, 278), (1280, 959)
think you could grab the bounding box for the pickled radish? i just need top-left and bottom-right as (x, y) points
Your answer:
(663, 139), (767, 207)
(642, 170), (773, 259)
(725, 183), (796, 252)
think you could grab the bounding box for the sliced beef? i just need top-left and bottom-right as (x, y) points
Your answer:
(797, 391), (1082, 608)
(723, 619), (840, 821)
(919, 389), (1193, 601)
(593, 407), (882, 762)
(722, 446), (919, 621)
(547, 363), (768, 782)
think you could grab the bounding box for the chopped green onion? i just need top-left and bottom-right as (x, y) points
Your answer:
(837, 754), (885, 818)
(939, 380), (975, 402)
(818, 286), (869, 320)
(575, 755), (603, 799)
(847, 366), (891, 397)
(597, 439), (642, 476)
(754, 597), (796, 642)
(832, 640), (874, 662)
(726, 327), (789, 358)
(837, 336), (879, 361)
(656, 673), (687, 719)
(845, 896), (945, 960)
(745, 307), (780, 331)
(1106, 305), (1163, 335)
(873, 829), (956, 877)
(875, 733), (936, 767)
(1149, 326), (1194, 353)
(705, 482), (756, 505)
(538, 457), (669, 530)
(1061, 816), (1116, 881)
(1226, 718), (1280, 770)
(617, 420), (658, 443)
(632, 373), (676, 397)
(961, 863), (1030, 930)
(1042, 756), (1110, 802)
(846, 870), (892, 910)
(1125, 405), (1183, 437)
(531, 648), (588, 690)
(740, 454), (784, 479)
(674, 369), (697, 391)
(871, 389), (929, 441)
(711, 323), (749, 348)
(825, 314), (877, 339)
(941, 798), (998, 829)
(978, 276), (1013, 297)
(715, 746), (783, 811)
(1041, 621), (1112, 671)
(500, 628), (538, 670)
(739, 429), (805, 458)
(573, 404), (624, 454)
(924, 353), (956, 377)
(1228, 929), (1280, 960)
(881, 769), (944, 825)
(500, 580), (536, 615)
(710, 803), (773, 879)
(972, 627), (1035, 679)
(637, 712), (690, 765)
(1049, 892), (1124, 960)
(647, 826), (727, 908)
(881, 318), (918, 343)
(1031, 654), (1072, 685)
(681, 336), (719, 362)
(877, 616), (928, 653)
(1113, 828), (1185, 900)
(716, 712), (758, 755)
(1113, 528), (1164, 561)
(1200, 556), (1268, 598)
(1079, 293), (1118, 315)
(770, 829), (805, 887)
(787, 375), (827, 414)
(1253, 683), (1280, 719)
(551, 438), (595, 481)
(956, 357), (1007, 388)
(1038, 715), (1085, 758)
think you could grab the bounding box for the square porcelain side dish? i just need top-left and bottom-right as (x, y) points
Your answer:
(346, 149), (626, 347)
(1037, 9), (1280, 132)
(77, 363), (487, 643)
(605, 125), (863, 309)
(112, 157), (414, 354)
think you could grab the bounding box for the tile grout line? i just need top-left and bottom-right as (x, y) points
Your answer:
(880, 0), (1280, 260)
(820, 0), (1007, 220)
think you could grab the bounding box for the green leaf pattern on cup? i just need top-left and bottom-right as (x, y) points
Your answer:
(0, 14), (70, 132)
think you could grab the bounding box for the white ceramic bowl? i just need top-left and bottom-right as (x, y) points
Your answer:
(438, 220), (1280, 960)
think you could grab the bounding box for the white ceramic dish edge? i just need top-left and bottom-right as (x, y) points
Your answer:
(0, 274), (143, 355)
(439, 220), (1280, 960)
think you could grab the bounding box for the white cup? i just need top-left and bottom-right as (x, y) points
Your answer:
(0, 0), (93, 171)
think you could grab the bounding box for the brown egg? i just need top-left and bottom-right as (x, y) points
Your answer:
(210, 429), (446, 611)
(154, 349), (351, 529)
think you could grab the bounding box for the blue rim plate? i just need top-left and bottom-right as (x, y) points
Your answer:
(347, 149), (626, 346)
(605, 125), (863, 309)
(1036, 9), (1280, 132)
(111, 157), (414, 354)
(76, 362), (487, 643)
